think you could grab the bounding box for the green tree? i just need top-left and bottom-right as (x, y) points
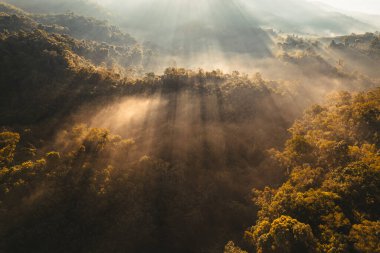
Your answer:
(349, 220), (380, 253)
(0, 132), (20, 167)
(246, 215), (319, 253)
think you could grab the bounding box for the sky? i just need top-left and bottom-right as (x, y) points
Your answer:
(308, 0), (380, 15)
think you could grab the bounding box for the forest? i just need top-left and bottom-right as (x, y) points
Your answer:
(0, 1), (379, 253)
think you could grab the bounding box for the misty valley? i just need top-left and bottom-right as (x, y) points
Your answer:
(0, 0), (379, 253)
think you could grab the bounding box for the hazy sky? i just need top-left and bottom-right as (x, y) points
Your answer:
(308, 0), (380, 15)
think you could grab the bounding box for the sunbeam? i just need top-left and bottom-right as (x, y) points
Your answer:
(0, 0), (379, 252)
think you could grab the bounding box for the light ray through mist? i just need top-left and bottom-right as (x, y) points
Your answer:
(308, 0), (380, 15)
(85, 0), (379, 75)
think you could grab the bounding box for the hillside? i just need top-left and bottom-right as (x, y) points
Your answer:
(239, 88), (380, 253)
(0, 29), (121, 124)
(33, 13), (136, 46)
(4, 0), (108, 18)
(0, 1), (27, 15)
(0, 11), (302, 251)
(0, 1), (379, 253)
(0, 29), (303, 253)
(241, 0), (377, 34)
(100, 0), (377, 42)
(0, 2), (154, 71)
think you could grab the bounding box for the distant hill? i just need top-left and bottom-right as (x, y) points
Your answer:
(88, 0), (377, 62)
(0, 30), (120, 124)
(4, 0), (377, 63)
(242, 0), (377, 35)
(0, 1), (28, 16)
(0, 2), (152, 71)
(33, 13), (136, 46)
(0, 12), (37, 32)
(0, 2), (379, 253)
(0, 2), (136, 46)
(3, 0), (108, 19)
(101, 0), (274, 58)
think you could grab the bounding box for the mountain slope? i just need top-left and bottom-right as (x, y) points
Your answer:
(241, 0), (377, 34)
(113, 0), (273, 58)
(4, 0), (108, 19)
(0, 2), (152, 71)
(0, 29), (120, 124)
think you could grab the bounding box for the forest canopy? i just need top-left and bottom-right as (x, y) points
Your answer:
(0, 1), (379, 253)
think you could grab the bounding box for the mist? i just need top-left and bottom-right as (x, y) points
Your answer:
(0, 0), (379, 253)
(4, 0), (380, 74)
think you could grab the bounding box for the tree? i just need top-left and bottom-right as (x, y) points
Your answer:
(224, 241), (248, 253)
(349, 220), (380, 253)
(236, 88), (380, 253)
(246, 215), (319, 253)
(0, 132), (20, 167)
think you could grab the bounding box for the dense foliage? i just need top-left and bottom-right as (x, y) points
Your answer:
(34, 13), (136, 46)
(0, 2), (379, 253)
(239, 89), (380, 253)
(0, 29), (122, 124)
(0, 25), (299, 252)
(329, 32), (380, 59)
(0, 2), (151, 71)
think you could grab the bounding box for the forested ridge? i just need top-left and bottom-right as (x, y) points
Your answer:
(242, 89), (380, 253)
(0, 2), (379, 253)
